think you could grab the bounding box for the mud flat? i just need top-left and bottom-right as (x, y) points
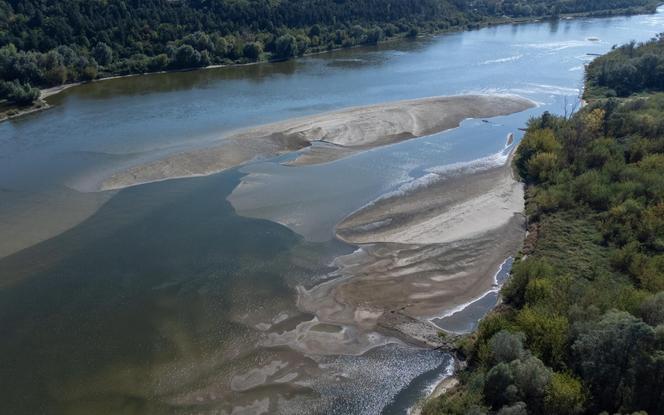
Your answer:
(100, 95), (534, 190)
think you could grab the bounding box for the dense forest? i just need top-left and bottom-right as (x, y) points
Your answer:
(423, 36), (664, 415)
(586, 33), (664, 97)
(0, 0), (659, 105)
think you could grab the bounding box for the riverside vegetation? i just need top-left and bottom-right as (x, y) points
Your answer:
(423, 35), (664, 415)
(0, 0), (660, 106)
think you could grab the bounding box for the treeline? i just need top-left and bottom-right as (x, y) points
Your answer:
(423, 38), (664, 415)
(471, 0), (658, 18)
(586, 33), (664, 97)
(0, 0), (659, 105)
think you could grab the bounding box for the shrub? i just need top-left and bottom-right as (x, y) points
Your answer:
(544, 372), (586, 415)
(515, 307), (569, 368)
(489, 330), (526, 364)
(515, 128), (561, 181)
(639, 291), (664, 326)
(503, 259), (555, 307)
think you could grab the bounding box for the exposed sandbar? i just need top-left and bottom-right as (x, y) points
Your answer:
(296, 149), (526, 345)
(100, 95), (534, 190)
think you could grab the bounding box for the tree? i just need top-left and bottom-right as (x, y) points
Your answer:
(0, 80), (40, 105)
(274, 35), (297, 59)
(92, 42), (113, 66)
(497, 402), (527, 415)
(639, 292), (664, 326)
(366, 27), (384, 44)
(515, 128), (561, 181)
(544, 372), (586, 415)
(511, 355), (552, 411)
(572, 311), (656, 412)
(503, 259), (555, 307)
(516, 307), (569, 368)
(489, 330), (526, 364)
(243, 42), (263, 60)
(526, 152), (558, 183)
(172, 45), (201, 68)
(484, 362), (516, 409)
(484, 354), (552, 411)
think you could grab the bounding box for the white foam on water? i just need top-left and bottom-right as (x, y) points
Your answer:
(480, 54), (524, 65)
(406, 358), (456, 415)
(515, 39), (592, 51)
(429, 256), (513, 323)
(350, 144), (514, 216)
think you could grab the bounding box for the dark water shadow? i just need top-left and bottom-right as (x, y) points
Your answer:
(0, 170), (350, 414)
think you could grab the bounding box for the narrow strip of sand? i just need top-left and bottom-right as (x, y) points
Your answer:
(99, 95), (534, 191)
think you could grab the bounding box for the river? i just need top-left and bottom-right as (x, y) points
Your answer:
(1, 8), (663, 415)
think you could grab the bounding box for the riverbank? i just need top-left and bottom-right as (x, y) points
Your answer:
(419, 103), (664, 415)
(1, 4), (656, 124)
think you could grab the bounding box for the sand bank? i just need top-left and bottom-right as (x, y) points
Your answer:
(294, 147), (526, 347)
(100, 95), (534, 190)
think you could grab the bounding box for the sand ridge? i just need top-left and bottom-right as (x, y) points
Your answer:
(293, 147), (527, 347)
(100, 94), (535, 190)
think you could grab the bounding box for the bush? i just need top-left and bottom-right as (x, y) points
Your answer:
(572, 311), (656, 412)
(515, 307), (569, 368)
(484, 363), (516, 409)
(243, 42), (263, 60)
(503, 259), (555, 307)
(274, 35), (298, 59)
(497, 402), (527, 415)
(527, 152), (558, 183)
(515, 128), (561, 181)
(0, 80), (40, 105)
(639, 291), (664, 326)
(544, 372), (586, 415)
(489, 330), (526, 364)
(172, 45), (202, 68)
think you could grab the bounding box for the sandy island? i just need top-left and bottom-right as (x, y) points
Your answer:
(288, 146), (527, 353)
(100, 94), (534, 190)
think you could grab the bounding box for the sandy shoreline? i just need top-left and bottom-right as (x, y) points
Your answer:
(99, 95), (534, 191)
(279, 144), (526, 359)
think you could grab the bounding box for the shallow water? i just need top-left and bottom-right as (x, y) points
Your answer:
(433, 257), (514, 334)
(1, 7), (664, 414)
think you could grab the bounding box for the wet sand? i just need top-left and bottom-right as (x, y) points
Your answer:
(100, 95), (534, 190)
(292, 148), (526, 349)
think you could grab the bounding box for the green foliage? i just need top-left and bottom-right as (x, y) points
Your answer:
(489, 330), (526, 364)
(242, 42), (263, 61)
(515, 307), (568, 369)
(422, 388), (487, 415)
(544, 372), (586, 415)
(92, 42), (113, 66)
(497, 402), (527, 415)
(503, 258), (555, 307)
(0, 79), (39, 105)
(0, 0), (658, 109)
(483, 355), (552, 412)
(586, 35), (664, 98)
(471, 311), (518, 365)
(515, 128), (561, 182)
(274, 35), (298, 59)
(429, 38), (664, 415)
(172, 45), (202, 69)
(526, 151), (558, 183)
(571, 311), (658, 413)
(639, 292), (664, 326)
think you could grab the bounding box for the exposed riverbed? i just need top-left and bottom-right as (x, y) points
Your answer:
(1, 7), (663, 415)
